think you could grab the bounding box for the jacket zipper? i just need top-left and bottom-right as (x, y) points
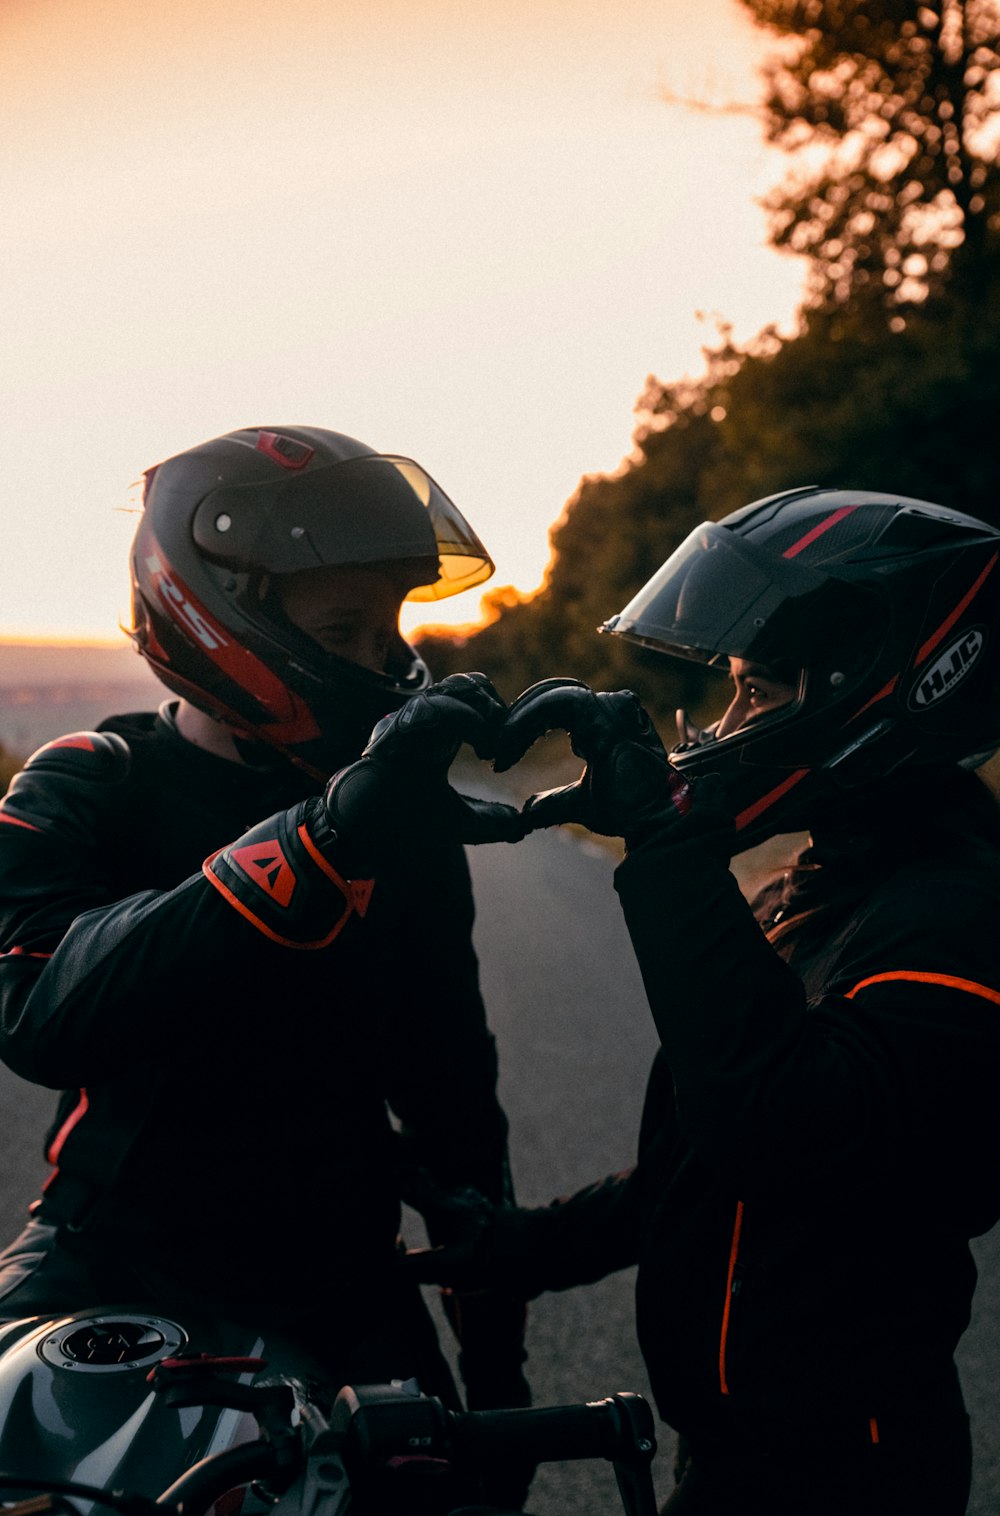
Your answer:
(719, 1199), (745, 1396)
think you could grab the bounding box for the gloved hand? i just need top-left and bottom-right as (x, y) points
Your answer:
(404, 1197), (547, 1297)
(322, 672), (526, 876)
(203, 673), (524, 948)
(494, 678), (734, 856)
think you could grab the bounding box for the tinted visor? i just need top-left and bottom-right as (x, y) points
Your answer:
(601, 522), (882, 665)
(191, 455), (493, 602)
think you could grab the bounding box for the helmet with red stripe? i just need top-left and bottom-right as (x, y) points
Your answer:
(128, 425), (494, 776)
(600, 487), (1000, 847)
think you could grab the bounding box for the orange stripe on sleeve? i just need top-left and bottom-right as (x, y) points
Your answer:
(46, 1089), (89, 1164)
(718, 1199), (744, 1396)
(846, 970), (1000, 1007)
(0, 813), (43, 833)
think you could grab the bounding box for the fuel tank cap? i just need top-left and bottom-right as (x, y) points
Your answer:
(39, 1314), (186, 1373)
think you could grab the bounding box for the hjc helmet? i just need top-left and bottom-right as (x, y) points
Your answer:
(128, 425), (494, 776)
(600, 487), (1000, 847)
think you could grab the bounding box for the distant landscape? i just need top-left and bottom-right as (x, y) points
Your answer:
(0, 641), (164, 758)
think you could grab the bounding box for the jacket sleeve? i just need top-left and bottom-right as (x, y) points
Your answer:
(0, 734), (365, 1089)
(499, 1169), (644, 1299)
(614, 837), (1000, 1199)
(380, 842), (511, 1201)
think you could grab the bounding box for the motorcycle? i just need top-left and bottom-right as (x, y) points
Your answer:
(0, 1301), (658, 1516)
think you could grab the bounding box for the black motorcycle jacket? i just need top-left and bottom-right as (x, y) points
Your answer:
(500, 767), (1000, 1451)
(0, 706), (511, 1318)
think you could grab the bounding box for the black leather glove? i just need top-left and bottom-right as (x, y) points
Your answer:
(397, 1152), (533, 1405)
(322, 672), (526, 876)
(404, 1198), (549, 1298)
(494, 678), (734, 856)
(204, 674), (524, 948)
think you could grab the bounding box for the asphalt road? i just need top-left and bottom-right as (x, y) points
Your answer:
(0, 823), (998, 1513)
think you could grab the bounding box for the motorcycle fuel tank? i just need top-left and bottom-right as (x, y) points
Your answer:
(0, 1304), (321, 1506)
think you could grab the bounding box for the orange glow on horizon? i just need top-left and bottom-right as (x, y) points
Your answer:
(0, 0), (806, 645)
(0, 635), (132, 650)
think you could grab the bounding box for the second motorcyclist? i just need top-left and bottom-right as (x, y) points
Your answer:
(411, 488), (1000, 1515)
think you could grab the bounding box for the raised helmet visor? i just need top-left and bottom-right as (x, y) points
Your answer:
(600, 522), (885, 667)
(192, 454), (494, 602)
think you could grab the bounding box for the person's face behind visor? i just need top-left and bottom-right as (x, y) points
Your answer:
(715, 658), (799, 739)
(276, 563), (418, 673)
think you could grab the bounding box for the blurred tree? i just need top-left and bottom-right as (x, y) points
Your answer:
(418, 384), (730, 729)
(740, 0), (1000, 315)
(642, 298), (1000, 523)
(418, 0), (1000, 730)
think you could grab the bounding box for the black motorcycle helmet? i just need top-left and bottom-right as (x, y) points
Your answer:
(601, 487), (1000, 847)
(128, 425), (494, 776)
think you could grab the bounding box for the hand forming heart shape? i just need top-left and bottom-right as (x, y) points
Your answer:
(322, 670), (729, 871)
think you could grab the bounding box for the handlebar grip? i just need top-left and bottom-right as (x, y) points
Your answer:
(332, 1384), (658, 1516)
(449, 1394), (655, 1468)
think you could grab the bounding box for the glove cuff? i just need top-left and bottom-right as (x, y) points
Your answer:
(624, 771), (737, 862)
(203, 798), (375, 949)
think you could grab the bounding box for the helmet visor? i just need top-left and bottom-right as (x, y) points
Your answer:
(601, 521), (882, 666)
(191, 455), (494, 601)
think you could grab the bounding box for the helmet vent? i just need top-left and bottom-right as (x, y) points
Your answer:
(255, 431), (315, 470)
(763, 504), (892, 565)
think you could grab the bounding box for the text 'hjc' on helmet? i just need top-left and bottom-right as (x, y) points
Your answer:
(128, 426), (494, 777)
(600, 487), (1000, 847)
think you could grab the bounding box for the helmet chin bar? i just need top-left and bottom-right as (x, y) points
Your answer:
(822, 718), (919, 789)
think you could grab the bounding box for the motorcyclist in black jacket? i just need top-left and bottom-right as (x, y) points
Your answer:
(0, 426), (530, 1447)
(410, 488), (1000, 1515)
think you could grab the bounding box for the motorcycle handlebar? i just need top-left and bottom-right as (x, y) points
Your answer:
(331, 1384), (658, 1516)
(448, 1394), (655, 1467)
(141, 1378), (657, 1516)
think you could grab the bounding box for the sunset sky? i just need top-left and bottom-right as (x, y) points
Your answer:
(1, 0), (807, 644)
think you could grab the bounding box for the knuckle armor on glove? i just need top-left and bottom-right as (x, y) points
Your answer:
(323, 672), (525, 863)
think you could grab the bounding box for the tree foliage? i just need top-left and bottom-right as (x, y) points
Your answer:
(417, 2), (1000, 734)
(741, 0), (1000, 312)
(418, 376), (741, 728)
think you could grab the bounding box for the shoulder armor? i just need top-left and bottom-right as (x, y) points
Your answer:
(22, 731), (132, 780)
(0, 731), (132, 840)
